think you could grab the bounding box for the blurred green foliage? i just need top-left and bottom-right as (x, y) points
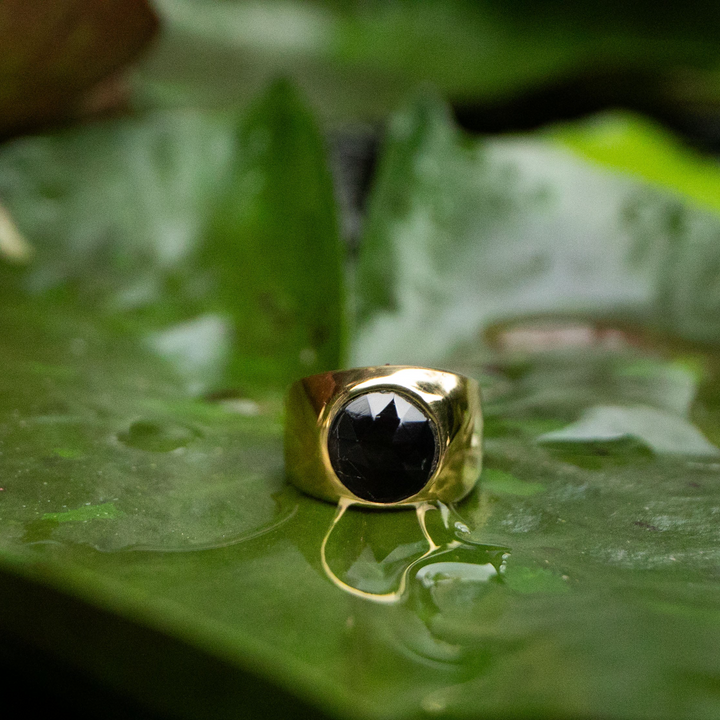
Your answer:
(135, 0), (720, 123)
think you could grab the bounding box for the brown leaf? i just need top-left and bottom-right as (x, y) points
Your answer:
(0, 0), (159, 138)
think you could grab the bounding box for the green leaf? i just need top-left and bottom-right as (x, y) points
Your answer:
(202, 79), (345, 389)
(0, 80), (350, 717)
(480, 469), (546, 497)
(0, 80), (343, 394)
(353, 94), (720, 362)
(552, 112), (720, 217)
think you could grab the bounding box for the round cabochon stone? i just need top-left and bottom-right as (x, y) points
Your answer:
(328, 390), (438, 503)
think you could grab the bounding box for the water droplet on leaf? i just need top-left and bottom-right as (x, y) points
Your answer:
(117, 420), (199, 452)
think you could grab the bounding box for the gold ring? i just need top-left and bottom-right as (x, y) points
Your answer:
(284, 365), (482, 508)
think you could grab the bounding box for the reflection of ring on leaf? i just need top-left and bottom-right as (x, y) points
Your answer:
(320, 500), (508, 604)
(285, 365), (483, 507)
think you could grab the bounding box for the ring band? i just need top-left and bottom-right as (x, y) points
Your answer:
(284, 365), (482, 507)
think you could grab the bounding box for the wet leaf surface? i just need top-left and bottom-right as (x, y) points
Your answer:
(4, 88), (720, 720)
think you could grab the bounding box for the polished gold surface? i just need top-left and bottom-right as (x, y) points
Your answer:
(284, 365), (482, 507)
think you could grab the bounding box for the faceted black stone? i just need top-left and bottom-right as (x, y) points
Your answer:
(328, 391), (438, 503)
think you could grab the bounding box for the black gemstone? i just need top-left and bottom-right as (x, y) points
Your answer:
(328, 391), (438, 503)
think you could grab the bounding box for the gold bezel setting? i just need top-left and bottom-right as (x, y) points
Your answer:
(284, 365), (483, 508)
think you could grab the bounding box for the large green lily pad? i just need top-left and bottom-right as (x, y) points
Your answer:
(3, 86), (720, 719)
